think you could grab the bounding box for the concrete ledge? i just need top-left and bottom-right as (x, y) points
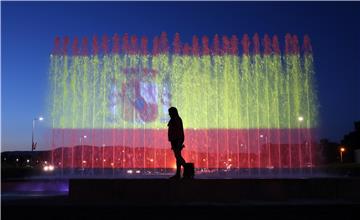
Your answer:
(69, 178), (360, 203)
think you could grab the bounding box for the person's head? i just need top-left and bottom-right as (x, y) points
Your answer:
(168, 107), (179, 119)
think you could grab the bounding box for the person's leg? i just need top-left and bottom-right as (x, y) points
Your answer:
(175, 140), (186, 166)
(173, 149), (181, 176)
(170, 140), (186, 178)
(174, 148), (186, 175)
(170, 141), (180, 177)
(174, 149), (186, 166)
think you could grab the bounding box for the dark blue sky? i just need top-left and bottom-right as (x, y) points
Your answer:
(2, 2), (359, 151)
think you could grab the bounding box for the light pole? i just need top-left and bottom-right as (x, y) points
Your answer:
(241, 143), (250, 170)
(298, 116), (304, 168)
(32, 117), (44, 151)
(260, 134), (270, 168)
(340, 147), (345, 163)
(80, 135), (87, 169)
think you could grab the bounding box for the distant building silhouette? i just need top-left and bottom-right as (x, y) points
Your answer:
(341, 121), (360, 163)
(319, 139), (340, 164)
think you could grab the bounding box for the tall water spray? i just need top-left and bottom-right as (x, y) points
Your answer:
(49, 32), (318, 170)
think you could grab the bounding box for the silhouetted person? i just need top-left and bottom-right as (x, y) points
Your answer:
(167, 107), (186, 179)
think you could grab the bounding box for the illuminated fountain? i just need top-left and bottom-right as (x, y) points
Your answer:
(48, 32), (318, 175)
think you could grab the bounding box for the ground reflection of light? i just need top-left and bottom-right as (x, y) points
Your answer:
(8, 180), (69, 193)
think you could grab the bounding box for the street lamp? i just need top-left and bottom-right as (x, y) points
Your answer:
(80, 135), (87, 169)
(32, 116), (44, 151)
(241, 143), (250, 169)
(260, 134), (271, 168)
(298, 116), (304, 168)
(80, 135), (87, 145)
(340, 147), (346, 163)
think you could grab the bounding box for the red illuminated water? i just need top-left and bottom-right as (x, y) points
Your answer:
(50, 128), (316, 169)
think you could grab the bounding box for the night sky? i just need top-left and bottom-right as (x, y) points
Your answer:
(1, 2), (359, 151)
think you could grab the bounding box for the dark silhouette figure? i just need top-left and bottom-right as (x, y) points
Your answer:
(167, 107), (186, 179)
